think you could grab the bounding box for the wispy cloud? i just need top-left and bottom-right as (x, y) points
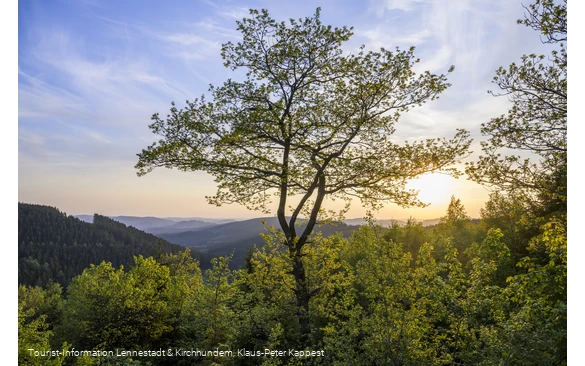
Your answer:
(22, 27), (195, 122)
(164, 33), (219, 47)
(161, 32), (222, 61)
(18, 130), (45, 147)
(18, 70), (89, 119)
(370, 0), (429, 14)
(217, 7), (250, 20)
(17, 0), (552, 218)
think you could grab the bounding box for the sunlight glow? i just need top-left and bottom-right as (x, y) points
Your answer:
(407, 173), (458, 206)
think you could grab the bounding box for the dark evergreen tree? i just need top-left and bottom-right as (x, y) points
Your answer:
(18, 203), (198, 287)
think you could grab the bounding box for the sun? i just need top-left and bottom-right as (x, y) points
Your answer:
(407, 173), (457, 207)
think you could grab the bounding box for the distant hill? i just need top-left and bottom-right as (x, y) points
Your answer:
(74, 215), (237, 235)
(75, 214), (442, 235)
(163, 217), (236, 224)
(160, 217), (279, 247)
(75, 214), (95, 223)
(19, 203), (197, 287)
(147, 219), (217, 235)
(74, 215), (177, 231)
(68, 212), (442, 271)
(102, 216), (177, 231)
(343, 218), (407, 227)
(343, 218), (441, 227)
(159, 217), (359, 268)
(420, 218), (441, 226)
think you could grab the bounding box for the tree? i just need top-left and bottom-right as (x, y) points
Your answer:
(136, 8), (471, 343)
(442, 195), (470, 223)
(466, 0), (566, 205)
(61, 258), (176, 351)
(18, 305), (67, 366)
(504, 219), (567, 364)
(18, 284), (68, 366)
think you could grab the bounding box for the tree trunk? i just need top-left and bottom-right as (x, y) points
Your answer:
(291, 248), (310, 346)
(286, 177), (326, 346)
(277, 159), (325, 346)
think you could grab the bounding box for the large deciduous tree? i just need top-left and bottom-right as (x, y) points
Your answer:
(136, 8), (470, 342)
(466, 0), (567, 205)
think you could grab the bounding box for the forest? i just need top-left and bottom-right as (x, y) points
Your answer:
(18, 0), (566, 364)
(18, 203), (206, 287)
(18, 195), (566, 365)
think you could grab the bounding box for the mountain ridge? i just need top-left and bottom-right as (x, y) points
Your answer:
(19, 203), (199, 287)
(75, 214), (443, 232)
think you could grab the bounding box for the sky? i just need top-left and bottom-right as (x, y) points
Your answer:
(17, 0), (557, 220)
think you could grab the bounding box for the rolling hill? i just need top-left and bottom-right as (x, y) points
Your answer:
(343, 217), (441, 227)
(69, 211), (443, 271)
(146, 219), (217, 235)
(74, 215), (232, 235)
(159, 217), (359, 268)
(19, 203), (198, 287)
(75, 215), (178, 231)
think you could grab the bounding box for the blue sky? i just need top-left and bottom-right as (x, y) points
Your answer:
(17, 0), (556, 219)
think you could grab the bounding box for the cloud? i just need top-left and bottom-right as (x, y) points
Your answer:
(161, 32), (222, 61)
(17, 0), (553, 218)
(217, 7), (250, 20)
(361, 0), (483, 73)
(18, 130), (45, 147)
(359, 27), (432, 50)
(18, 4), (245, 187)
(382, 0), (428, 12)
(18, 71), (89, 119)
(21, 27), (197, 124)
(164, 33), (218, 46)
(190, 19), (242, 40)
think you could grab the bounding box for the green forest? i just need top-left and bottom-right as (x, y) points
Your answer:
(18, 203), (206, 287)
(18, 196), (567, 365)
(18, 0), (567, 364)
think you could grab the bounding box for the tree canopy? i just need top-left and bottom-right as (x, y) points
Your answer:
(466, 0), (566, 204)
(136, 7), (471, 342)
(136, 8), (469, 245)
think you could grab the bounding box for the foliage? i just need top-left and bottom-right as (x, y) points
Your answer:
(228, 228), (301, 364)
(466, 0), (566, 204)
(136, 8), (469, 217)
(17, 199), (567, 365)
(18, 203), (195, 287)
(18, 285), (68, 366)
(136, 6), (470, 342)
(501, 218), (567, 365)
(61, 257), (177, 351)
(18, 282), (64, 334)
(518, 0), (566, 44)
(428, 196), (484, 266)
(382, 219), (429, 264)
